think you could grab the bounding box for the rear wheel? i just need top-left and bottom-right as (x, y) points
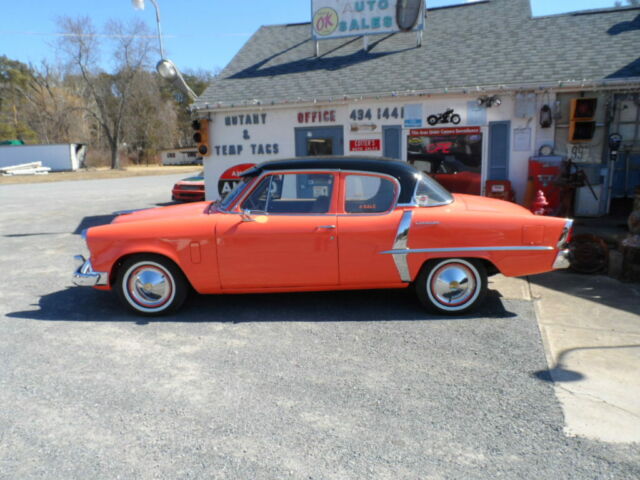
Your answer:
(416, 258), (487, 314)
(116, 255), (188, 316)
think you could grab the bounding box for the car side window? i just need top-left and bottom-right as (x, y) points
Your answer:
(242, 173), (334, 214)
(344, 175), (397, 213)
(241, 176), (271, 211)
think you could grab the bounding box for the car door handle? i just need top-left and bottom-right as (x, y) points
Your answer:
(316, 225), (336, 229)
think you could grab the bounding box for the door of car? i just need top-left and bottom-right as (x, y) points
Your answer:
(216, 171), (339, 289)
(336, 172), (406, 285)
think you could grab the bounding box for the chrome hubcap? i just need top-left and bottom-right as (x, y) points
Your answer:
(128, 265), (173, 308)
(430, 263), (476, 307)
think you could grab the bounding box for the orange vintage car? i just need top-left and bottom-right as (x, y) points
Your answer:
(73, 157), (572, 316)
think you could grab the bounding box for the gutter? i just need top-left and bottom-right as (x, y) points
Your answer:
(191, 77), (640, 114)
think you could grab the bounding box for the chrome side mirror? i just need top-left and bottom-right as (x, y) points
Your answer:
(241, 209), (256, 222)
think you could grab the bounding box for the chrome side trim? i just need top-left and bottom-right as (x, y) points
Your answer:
(380, 246), (554, 255)
(553, 249), (571, 269)
(557, 219), (574, 248)
(415, 221), (440, 225)
(391, 211), (413, 282)
(72, 255), (108, 287)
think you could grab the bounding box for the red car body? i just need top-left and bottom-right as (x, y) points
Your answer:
(74, 157), (572, 316)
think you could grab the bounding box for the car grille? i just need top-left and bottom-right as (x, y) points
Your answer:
(178, 185), (202, 191)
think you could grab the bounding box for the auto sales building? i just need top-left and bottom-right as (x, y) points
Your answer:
(193, 0), (640, 216)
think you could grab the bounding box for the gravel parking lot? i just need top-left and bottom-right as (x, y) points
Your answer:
(0, 176), (638, 479)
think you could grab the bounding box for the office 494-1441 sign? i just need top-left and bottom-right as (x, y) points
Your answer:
(312, 0), (424, 40)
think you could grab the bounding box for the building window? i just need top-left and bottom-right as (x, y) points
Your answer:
(307, 138), (333, 156)
(407, 129), (483, 195)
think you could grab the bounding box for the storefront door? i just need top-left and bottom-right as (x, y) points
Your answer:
(488, 121), (510, 180)
(295, 126), (344, 156)
(611, 95), (640, 198)
(383, 125), (402, 159)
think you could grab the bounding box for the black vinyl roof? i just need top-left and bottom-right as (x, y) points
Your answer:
(240, 156), (420, 204)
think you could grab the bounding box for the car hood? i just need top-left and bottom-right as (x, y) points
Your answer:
(112, 201), (211, 224)
(175, 177), (204, 186)
(454, 193), (532, 215)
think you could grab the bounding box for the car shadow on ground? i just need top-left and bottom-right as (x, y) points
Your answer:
(7, 287), (517, 325)
(74, 214), (119, 235)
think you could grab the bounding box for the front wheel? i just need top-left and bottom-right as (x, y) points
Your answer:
(415, 258), (487, 314)
(116, 255), (188, 316)
(450, 114), (461, 125)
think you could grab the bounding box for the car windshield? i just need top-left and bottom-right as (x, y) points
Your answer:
(216, 176), (253, 211)
(413, 173), (453, 206)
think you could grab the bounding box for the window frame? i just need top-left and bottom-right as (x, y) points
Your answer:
(234, 170), (339, 216)
(338, 171), (400, 216)
(406, 173), (454, 208)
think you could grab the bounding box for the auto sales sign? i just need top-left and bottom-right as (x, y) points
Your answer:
(312, 0), (425, 40)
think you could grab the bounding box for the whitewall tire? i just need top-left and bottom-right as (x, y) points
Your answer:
(416, 258), (487, 314)
(116, 255), (188, 316)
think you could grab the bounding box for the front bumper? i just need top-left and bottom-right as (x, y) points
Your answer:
(172, 189), (205, 202)
(72, 255), (108, 287)
(552, 249), (570, 269)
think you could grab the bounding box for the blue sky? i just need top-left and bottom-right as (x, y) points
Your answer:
(0, 1), (621, 73)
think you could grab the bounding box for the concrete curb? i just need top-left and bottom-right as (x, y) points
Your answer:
(528, 271), (640, 444)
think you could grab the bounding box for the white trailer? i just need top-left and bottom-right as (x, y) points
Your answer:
(161, 148), (201, 166)
(0, 144), (86, 172)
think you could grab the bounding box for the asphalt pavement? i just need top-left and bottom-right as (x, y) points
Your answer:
(0, 175), (638, 479)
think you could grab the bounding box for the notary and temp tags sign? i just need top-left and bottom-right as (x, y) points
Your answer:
(312, 0), (425, 40)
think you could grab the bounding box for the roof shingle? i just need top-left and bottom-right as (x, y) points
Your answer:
(196, 0), (640, 108)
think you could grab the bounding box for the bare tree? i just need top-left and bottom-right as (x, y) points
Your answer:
(0, 56), (38, 142)
(56, 16), (155, 168)
(122, 70), (178, 163)
(15, 62), (89, 144)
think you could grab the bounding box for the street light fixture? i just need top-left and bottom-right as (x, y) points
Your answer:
(131, 0), (197, 101)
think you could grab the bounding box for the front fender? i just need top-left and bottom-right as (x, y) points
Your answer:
(86, 217), (220, 294)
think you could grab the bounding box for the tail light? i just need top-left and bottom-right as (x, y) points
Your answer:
(557, 219), (574, 248)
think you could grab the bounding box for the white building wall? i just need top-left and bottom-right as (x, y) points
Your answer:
(203, 93), (554, 204)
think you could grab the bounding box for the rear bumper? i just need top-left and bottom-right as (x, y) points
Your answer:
(552, 249), (570, 269)
(72, 255), (108, 287)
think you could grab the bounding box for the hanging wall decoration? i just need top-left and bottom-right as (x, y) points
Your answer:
(539, 92), (553, 128)
(427, 108), (461, 126)
(540, 104), (553, 128)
